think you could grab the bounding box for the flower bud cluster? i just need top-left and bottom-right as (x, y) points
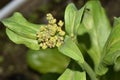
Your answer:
(36, 13), (65, 49)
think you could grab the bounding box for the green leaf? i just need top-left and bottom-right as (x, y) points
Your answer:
(102, 18), (120, 72)
(27, 48), (70, 73)
(65, 3), (85, 36)
(2, 12), (40, 39)
(58, 36), (84, 63)
(79, 0), (111, 75)
(6, 28), (40, 50)
(58, 68), (86, 80)
(2, 12), (41, 50)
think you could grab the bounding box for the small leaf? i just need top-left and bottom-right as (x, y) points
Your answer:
(6, 28), (39, 50)
(2, 12), (41, 50)
(58, 36), (84, 63)
(65, 3), (85, 36)
(27, 48), (70, 73)
(58, 68), (86, 80)
(2, 12), (40, 39)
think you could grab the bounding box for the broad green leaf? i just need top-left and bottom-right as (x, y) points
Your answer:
(6, 28), (40, 50)
(2, 12), (41, 50)
(27, 48), (70, 73)
(58, 36), (84, 63)
(102, 18), (120, 71)
(2, 12), (40, 39)
(79, 0), (111, 75)
(65, 3), (85, 36)
(58, 68), (86, 80)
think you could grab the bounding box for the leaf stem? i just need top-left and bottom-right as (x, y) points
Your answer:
(78, 61), (99, 80)
(73, 36), (98, 80)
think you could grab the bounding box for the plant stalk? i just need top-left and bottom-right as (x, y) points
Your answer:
(78, 61), (99, 80)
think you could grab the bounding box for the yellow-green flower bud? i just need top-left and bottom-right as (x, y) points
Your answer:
(58, 36), (64, 40)
(46, 13), (53, 20)
(57, 27), (62, 32)
(42, 43), (48, 49)
(49, 19), (56, 24)
(59, 30), (65, 36)
(56, 42), (62, 47)
(36, 13), (65, 49)
(39, 26), (46, 31)
(58, 20), (64, 27)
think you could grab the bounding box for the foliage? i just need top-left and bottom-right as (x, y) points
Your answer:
(27, 48), (70, 73)
(1, 0), (120, 80)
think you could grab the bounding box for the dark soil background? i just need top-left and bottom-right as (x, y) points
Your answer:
(0, 0), (120, 80)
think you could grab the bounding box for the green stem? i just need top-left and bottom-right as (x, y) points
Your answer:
(73, 36), (98, 80)
(78, 61), (99, 80)
(71, 36), (98, 80)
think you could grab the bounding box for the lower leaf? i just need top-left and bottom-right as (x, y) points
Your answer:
(58, 68), (86, 80)
(27, 48), (70, 73)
